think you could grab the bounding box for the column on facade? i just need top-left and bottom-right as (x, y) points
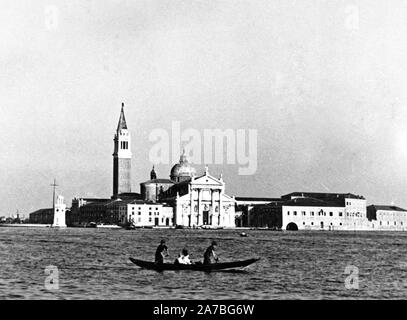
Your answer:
(189, 186), (193, 227)
(197, 188), (202, 226)
(211, 190), (215, 226)
(218, 189), (222, 226)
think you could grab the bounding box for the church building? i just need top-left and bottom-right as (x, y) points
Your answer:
(156, 151), (236, 228)
(64, 103), (237, 228)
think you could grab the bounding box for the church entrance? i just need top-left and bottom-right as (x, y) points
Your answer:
(203, 211), (209, 225)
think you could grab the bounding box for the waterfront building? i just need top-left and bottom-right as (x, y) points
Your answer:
(281, 192), (367, 231)
(29, 208), (71, 225)
(69, 198), (118, 226)
(367, 205), (407, 231)
(29, 208), (54, 224)
(160, 163), (236, 228)
(235, 197), (283, 227)
(108, 199), (174, 227)
(29, 194), (69, 225)
(245, 202), (283, 229)
(248, 192), (369, 231)
(69, 197), (110, 226)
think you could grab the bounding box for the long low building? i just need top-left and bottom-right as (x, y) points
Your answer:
(249, 192), (370, 231)
(69, 196), (175, 227)
(29, 208), (54, 224)
(114, 200), (174, 227)
(367, 205), (407, 231)
(234, 197), (283, 227)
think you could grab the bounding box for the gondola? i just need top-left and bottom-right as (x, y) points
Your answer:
(129, 257), (259, 272)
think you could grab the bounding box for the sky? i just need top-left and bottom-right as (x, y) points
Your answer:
(1, 0), (407, 217)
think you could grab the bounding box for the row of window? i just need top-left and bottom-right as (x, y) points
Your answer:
(379, 221), (404, 226)
(120, 141), (129, 150)
(287, 211), (365, 218)
(131, 212), (160, 216)
(131, 207), (159, 211)
(131, 217), (174, 223)
(287, 210), (343, 217)
(302, 221), (343, 227)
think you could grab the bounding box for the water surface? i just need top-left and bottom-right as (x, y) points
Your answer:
(0, 227), (406, 299)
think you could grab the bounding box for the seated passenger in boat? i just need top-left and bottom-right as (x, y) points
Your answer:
(203, 241), (219, 264)
(175, 249), (192, 265)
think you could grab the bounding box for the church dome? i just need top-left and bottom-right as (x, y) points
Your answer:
(170, 150), (196, 182)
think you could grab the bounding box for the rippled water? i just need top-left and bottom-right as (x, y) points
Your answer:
(1, 227), (407, 299)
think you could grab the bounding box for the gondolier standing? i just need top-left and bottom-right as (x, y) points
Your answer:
(155, 240), (169, 264)
(203, 241), (219, 264)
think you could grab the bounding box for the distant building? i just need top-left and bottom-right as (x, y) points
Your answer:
(367, 205), (407, 231)
(161, 165), (236, 228)
(69, 198), (113, 226)
(108, 199), (174, 227)
(249, 192), (369, 231)
(247, 202), (283, 229)
(235, 197), (283, 227)
(29, 208), (54, 224)
(29, 195), (69, 225)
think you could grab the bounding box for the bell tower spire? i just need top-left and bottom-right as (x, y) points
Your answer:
(117, 103), (128, 130)
(113, 102), (132, 197)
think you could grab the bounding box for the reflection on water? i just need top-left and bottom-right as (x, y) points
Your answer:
(1, 227), (407, 299)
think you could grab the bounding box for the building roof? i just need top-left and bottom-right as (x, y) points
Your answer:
(113, 193), (142, 200)
(235, 197), (282, 202)
(140, 179), (174, 185)
(368, 205), (407, 212)
(282, 192), (365, 200)
(117, 103), (127, 131)
(29, 208), (53, 215)
(170, 150), (196, 179)
(282, 197), (344, 208)
(74, 198), (111, 202)
(81, 201), (111, 208)
(106, 199), (164, 207)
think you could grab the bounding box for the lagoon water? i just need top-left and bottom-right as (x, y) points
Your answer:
(1, 227), (407, 299)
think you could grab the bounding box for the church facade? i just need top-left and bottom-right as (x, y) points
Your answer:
(159, 159), (236, 228)
(172, 174), (236, 228)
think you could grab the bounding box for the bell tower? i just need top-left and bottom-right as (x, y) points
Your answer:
(113, 103), (132, 197)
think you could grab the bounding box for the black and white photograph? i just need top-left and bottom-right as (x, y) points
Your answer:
(1, 0), (407, 308)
